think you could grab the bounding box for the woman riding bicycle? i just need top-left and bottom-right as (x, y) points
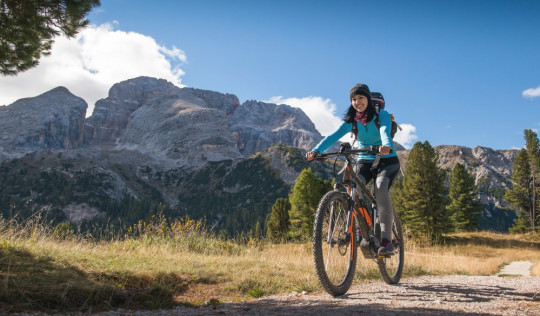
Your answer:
(305, 83), (400, 257)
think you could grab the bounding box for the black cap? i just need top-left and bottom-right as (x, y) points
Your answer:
(349, 83), (371, 102)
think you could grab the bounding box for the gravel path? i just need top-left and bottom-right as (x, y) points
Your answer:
(17, 263), (537, 315)
(497, 261), (534, 277)
(101, 275), (540, 316)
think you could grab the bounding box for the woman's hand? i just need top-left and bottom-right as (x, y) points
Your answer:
(379, 145), (392, 155)
(305, 151), (317, 161)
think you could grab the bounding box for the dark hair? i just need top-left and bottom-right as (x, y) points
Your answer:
(342, 103), (376, 123)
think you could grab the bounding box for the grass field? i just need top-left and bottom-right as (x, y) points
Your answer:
(1, 217), (539, 313)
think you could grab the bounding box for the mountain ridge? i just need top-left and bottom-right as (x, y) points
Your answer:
(0, 76), (519, 233)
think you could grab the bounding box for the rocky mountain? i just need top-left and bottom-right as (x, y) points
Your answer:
(0, 87), (87, 155)
(83, 78), (243, 167)
(1, 77), (323, 165)
(0, 77), (325, 233)
(0, 76), (520, 233)
(81, 77), (321, 167)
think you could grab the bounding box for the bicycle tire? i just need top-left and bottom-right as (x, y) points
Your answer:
(376, 210), (404, 284)
(313, 190), (357, 296)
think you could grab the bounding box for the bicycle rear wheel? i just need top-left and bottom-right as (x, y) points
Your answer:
(376, 210), (404, 284)
(313, 190), (357, 296)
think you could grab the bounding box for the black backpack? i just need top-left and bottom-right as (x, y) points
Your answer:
(351, 92), (400, 139)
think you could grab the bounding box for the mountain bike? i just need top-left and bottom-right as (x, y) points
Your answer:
(310, 143), (404, 296)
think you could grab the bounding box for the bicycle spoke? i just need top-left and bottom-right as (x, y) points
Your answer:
(313, 191), (356, 296)
(324, 203), (339, 270)
(325, 207), (346, 277)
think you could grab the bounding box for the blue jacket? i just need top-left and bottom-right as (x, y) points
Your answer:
(312, 109), (397, 161)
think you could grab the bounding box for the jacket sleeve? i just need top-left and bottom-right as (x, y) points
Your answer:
(378, 110), (393, 147)
(312, 121), (351, 153)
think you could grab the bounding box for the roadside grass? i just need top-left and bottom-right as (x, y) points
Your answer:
(1, 217), (539, 313)
(403, 232), (540, 277)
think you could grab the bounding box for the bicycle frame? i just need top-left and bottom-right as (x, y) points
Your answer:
(317, 145), (383, 259)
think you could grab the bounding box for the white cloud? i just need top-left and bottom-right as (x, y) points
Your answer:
(522, 86), (540, 98)
(393, 123), (418, 149)
(0, 23), (186, 117)
(266, 96), (342, 136)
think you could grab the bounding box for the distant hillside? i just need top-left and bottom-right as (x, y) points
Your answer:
(0, 77), (327, 235)
(397, 145), (518, 231)
(0, 77), (519, 233)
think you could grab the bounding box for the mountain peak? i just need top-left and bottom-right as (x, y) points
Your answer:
(0, 85), (87, 153)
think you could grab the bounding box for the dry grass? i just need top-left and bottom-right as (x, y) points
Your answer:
(405, 232), (540, 276)
(0, 218), (539, 313)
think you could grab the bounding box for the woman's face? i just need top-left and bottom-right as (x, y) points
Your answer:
(351, 94), (368, 112)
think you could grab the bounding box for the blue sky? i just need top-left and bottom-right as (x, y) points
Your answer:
(1, 0), (539, 150)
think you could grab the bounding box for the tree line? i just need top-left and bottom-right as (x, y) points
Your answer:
(266, 129), (540, 244)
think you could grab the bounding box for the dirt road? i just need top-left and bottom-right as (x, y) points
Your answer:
(102, 275), (540, 315)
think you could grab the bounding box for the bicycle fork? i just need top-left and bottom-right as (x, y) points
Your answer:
(326, 204), (335, 245)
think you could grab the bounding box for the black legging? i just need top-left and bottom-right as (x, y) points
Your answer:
(355, 156), (400, 241)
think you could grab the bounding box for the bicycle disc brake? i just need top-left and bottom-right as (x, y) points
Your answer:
(337, 230), (349, 256)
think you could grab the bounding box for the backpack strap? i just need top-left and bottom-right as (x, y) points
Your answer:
(375, 106), (399, 139)
(351, 120), (358, 139)
(373, 105), (381, 130)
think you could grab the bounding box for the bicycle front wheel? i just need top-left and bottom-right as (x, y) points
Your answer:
(376, 210), (404, 284)
(313, 190), (357, 296)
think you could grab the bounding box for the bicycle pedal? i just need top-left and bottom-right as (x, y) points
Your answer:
(377, 250), (394, 258)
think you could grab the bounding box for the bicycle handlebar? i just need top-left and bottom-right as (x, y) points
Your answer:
(308, 143), (387, 204)
(311, 145), (391, 161)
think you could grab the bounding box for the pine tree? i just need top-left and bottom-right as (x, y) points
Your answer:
(524, 129), (540, 231)
(266, 198), (291, 243)
(505, 149), (533, 233)
(288, 168), (331, 241)
(447, 163), (482, 232)
(393, 141), (448, 243)
(504, 130), (540, 233)
(0, 0), (101, 75)
(509, 210), (530, 234)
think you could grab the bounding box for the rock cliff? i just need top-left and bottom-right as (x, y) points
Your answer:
(83, 77), (176, 145)
(230, 100), (322, 156)
(80, 77), (321, 166)
(0, 87), (87, 156)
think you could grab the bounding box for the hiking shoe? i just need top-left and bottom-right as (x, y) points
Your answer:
(378, 239), (394, 257)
